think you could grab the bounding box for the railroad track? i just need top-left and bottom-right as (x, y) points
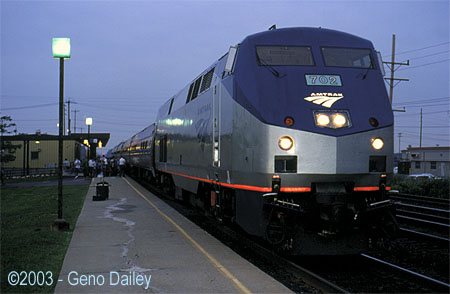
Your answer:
(208, 220), (348, 293)
(390, 193), (450, 208)
(136, 177), (449, 293)
(134, 176), (345, 293)
(389, 193), (450, 241)
(211, 222), (448, 293)
(294, 253), (449, 293)
(361, 254), (450, 293)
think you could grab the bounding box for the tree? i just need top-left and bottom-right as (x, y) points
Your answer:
(1, 116), (21, 164)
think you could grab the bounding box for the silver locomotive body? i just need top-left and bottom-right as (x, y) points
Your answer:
(116, 27), (397, 254)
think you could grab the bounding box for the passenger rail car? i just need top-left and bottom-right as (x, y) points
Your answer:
(113, 27), (397, 255)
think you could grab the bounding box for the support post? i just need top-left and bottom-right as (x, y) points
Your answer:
(72, 109), (79, 133)
(388, 34), (395, 104)
(58, 57), (64, 219)
(26, 140), (29, 176)
(67, 99), (71, 135)
(23, 140), (26, 176)
(52, 57), (69, 231)
(88, 125), (91, 159)
(419, 108), (423, 148)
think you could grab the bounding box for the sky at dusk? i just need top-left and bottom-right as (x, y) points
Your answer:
(1, 0), (449, 154)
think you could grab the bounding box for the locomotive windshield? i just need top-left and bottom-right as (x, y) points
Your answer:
(321, 47), (374, 69)
(256, 46), (314, 66)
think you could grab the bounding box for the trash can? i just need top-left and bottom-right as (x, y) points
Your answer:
(93, 181), (109, 201)
(97, 181), (109, 199)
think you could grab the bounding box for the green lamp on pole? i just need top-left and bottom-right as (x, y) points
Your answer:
(52, 38), (71, 58)
(52, 37), (70, 231)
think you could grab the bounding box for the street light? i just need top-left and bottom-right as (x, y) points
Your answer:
(51, 37), (70, 231)
(52, 38), (71, 58)
(86, 117), (92, 159)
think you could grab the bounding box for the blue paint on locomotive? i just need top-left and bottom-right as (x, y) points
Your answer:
(232, 27), (393, 136)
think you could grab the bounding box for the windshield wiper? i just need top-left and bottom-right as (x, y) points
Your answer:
(358, 59), (373, 80)
(256, 54), (280, 78)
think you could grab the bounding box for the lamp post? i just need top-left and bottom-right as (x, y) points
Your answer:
(86, 117), (92, 159)
(52, 38), (71, 231)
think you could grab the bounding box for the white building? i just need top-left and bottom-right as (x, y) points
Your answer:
(401, 146), (450, 178)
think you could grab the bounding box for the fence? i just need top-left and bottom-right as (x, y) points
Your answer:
(2, 167), (58, 178)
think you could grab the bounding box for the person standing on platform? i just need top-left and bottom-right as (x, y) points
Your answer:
(95, 157), (102, 177)
(119, 156), (126, 177)
(88, 158), (95, 177)
(74, 158), (81, 179)
(101, 155), (108, 177)
(64, 158), (71, 172)
(110, 156), (117, 176)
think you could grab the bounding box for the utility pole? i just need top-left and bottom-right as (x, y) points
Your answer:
(72, 109), (79, 133)
(398, 132), (402, 153)
(383, 34), (410, 104)
(419, 108), (423, 148)
(63, 103), (66, 135)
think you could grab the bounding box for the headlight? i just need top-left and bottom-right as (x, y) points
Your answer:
(314, 111), (351, 129)
(316, 114), (330, 127)
(371, 137), (384, 150)
(279, 136), (294, 151)
(333, 113), (347, 128)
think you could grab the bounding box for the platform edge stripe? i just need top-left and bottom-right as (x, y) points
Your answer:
(122, 177), (252, 294)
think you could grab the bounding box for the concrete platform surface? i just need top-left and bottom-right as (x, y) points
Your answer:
(55, 176), (292, 293)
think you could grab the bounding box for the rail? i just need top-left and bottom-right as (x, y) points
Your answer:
(390, 193), (450, 207)
(133, 175), (347, 294)
(391, 193), (450, 240)
(361, 253), (450, 292)
(399, 227), (449, 242)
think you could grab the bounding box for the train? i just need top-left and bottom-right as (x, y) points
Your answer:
(112, 27), (398, 255)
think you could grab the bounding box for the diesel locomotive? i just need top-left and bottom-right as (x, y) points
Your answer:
(112, 27), (398, 255)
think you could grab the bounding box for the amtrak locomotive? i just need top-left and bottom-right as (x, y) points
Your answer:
(112, 27), (397, 255)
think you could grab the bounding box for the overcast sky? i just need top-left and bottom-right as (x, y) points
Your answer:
(1, 0), (449, 154)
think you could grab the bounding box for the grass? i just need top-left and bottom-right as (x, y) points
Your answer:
(1, 184), (88, 293)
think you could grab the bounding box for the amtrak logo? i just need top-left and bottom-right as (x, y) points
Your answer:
(304, 93), (344, 108)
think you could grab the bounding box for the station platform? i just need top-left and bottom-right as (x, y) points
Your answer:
(55, 176), (292, 293)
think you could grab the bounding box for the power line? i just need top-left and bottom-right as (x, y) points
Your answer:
(393, 103), (449, 109)
(400, 132), (449, 140)
(94, 119), (148, 127)
(398, 110), (449, 116)
(395, 125), (449, 128)
(1, 102), (58, 111)
(1, 94), (174, 102)
(400, 133), (449, 141)
(383, 41), (450, 58)
(1, 94), (56, 99)
(406, 50), (449, 61)
(14, 119), (55, 122)
(400, 103), (449, 108)
(394, 96), (450, 103)
(393, 96), (450, 105)
(75, 102), (152, 113)
(397, 58), (449, 71)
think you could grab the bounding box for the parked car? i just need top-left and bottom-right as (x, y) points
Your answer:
(407, 173), (441, 180)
